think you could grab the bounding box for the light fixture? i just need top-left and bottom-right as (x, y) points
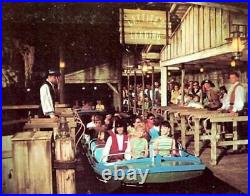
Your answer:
(146, 74), (150, 78)
(230, 59), (236, 67)
(168, 72), (171, 76)
(26, 88), (31, 92)
(82, 86), (85, 90)
(94, 86), (97, 90)
(226, 24), (247, 60)
(200, 66), (204, 73)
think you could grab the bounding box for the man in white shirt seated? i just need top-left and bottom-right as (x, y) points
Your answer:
(219, 72), (246, 115)
(87, 115), (96, 129)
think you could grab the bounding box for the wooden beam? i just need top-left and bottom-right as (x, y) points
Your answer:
(187, 2), (248, 15)
(218, 140), (248, 146)
(141, 52), (160, 60)
(170, 3), (178, 14)
(210, 116), (248, 123)
(161, 43), (233, 66)
(2, 104), (70, 110)
(2, 119), (28, 126)
(107, 83), (119, 94)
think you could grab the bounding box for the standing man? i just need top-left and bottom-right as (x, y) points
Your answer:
(203, 80), (221, 110)
(39, 68), (61, 119)
(219, 72), (246, 115)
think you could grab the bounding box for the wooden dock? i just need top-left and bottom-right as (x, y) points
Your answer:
(186, 141), (248, 193)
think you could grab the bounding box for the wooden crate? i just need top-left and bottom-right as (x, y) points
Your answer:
(12, 131), (53, 193)
(2, 135), (14, 193)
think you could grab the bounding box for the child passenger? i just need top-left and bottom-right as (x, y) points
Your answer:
(153, 121), (177, 157)
(129, 123), (148, 159)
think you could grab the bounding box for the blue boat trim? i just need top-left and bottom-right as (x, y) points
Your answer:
(84, 140), (206, 184)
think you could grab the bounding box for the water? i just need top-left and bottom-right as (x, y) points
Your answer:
(75, 153), (242, 194)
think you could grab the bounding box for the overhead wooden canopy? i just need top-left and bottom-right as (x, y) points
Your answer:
(160, 4), (248, 67)
(65, 63), (120, 84)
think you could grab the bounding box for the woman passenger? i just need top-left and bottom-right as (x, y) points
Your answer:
(153, 121), (177, 157)
(102, 118), (131, 162)
(129, 123), (148, 159)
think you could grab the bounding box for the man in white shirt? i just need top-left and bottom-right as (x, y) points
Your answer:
(40, 69), (60, 119)
(219, 72), (245, 114)
(87, 115), (96, 129)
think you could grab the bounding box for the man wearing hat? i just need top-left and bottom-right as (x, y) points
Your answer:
(39, 68), (61, 119)
(203, 80), (221, 110)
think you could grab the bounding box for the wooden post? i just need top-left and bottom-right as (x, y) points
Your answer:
(127, 69), (130, 112)
(180, 115), (186, 148)
(133, 69), (137, 114)
(169, 112), (175, 135)
(210, 122), (217, 165)
(55, 137), (76, 194)
(59, 46), (65, 104)
(160, 66), (168, 106)
(193, 118), (200, 156)
(142, 70), (145, 116)
(181, 64), (185, 104)
(232, 121), (238, 151)
(151, 65), (155, 107)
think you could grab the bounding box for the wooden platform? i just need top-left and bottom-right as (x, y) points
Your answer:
(186, 142), (248, 193)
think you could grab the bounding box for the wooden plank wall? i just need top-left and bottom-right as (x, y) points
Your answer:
(161, 5), (247, 61)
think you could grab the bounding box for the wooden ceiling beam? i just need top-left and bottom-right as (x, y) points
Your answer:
(142, 52), (160, 60)
(186, 2), (248, 15)
(169, 3), (178, 14)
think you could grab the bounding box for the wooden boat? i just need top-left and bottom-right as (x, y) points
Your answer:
(84, 139), (206, 185)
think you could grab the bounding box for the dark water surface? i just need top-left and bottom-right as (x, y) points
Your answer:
(75, 153), (242, 194)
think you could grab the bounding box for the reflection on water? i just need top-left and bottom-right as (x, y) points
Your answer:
(76, 153), (242, 194)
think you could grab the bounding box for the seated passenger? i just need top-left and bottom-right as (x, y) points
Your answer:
(127, 116), (142, 139)
(130, 123), (148, 159)
(73, 100), (80, 109)
(102, 118), (130, 162)
(186, 95), (204, 109)
(96, 100), (105, 111)
(145, 113), (159, 142)
(88, 115), (103, 140)
(86, 115), (96, 129)
(82, 100), (92, 111)
(96, 125), (109, 148)
(153, 121), (176, 157)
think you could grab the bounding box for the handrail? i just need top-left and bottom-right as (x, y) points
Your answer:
(2, 119), (28, 126)
(2, 104), (70, 110)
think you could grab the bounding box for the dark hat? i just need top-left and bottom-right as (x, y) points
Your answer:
(48, 68), (61, 76)
(114, 118), (126, 128)
(203, 80), (213, 85)
(193, 81), (199, 85)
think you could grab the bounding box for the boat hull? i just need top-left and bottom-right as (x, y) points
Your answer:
(122, 170), (203, 184)
(85, 148), (205, 185)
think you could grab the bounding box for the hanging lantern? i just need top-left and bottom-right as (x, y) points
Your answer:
(230, 59), (237, 67)
(226, 24), (247, 60)
(200, 66), (204, 73)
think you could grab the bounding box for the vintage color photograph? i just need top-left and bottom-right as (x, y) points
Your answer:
(2, 2), (248, 194)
